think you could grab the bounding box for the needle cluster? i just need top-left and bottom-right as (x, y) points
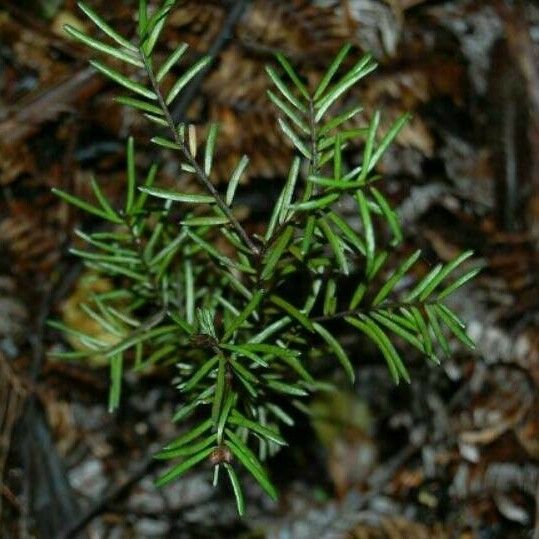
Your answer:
(52, 1), (479, 515)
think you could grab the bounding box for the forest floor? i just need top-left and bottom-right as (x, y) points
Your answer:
(1, 0), (539, 537)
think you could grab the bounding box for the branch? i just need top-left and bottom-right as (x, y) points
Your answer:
(308, 99), (319, 177)
(141, 55), (260, 256)
(312, 299), (435, 322)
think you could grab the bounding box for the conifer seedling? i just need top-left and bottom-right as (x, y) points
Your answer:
(53, 0), (479, 515)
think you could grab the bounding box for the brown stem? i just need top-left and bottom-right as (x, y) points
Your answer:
(308, 99), (319, 177)
(141, 54), (260, 256)
(312, 299), (434, 322)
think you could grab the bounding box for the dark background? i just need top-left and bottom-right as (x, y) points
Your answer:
(1, 0), (538, 537)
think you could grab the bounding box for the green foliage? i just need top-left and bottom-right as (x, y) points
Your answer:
(54, 0), (479, 515)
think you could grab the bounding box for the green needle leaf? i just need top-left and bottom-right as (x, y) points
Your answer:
(279, 157), (301, 223)
(276, 52), (310, 100)
(236, 343), (298, 362)
(187, 231), (255, 274)
(69, 249), (139, 265)
(156, 434), (217, 460)
(180, 356), (220, 392)
(133, 162), (156, 213)
(150, 136), (181, 150)
(125, 137), (136, 214)
(323, 278), (337, 316)
(292, 192), (339, 211)
(90, 178), (123, 223)
(425, 305), (451, 356)
(90, 60), (157, 99)
(265, 65), (307, 113)
(359, 110), (380, 182)
(224, 464), (245, 516)
(372, 249), (421, 306)
(319, 105), (363, 136)
(204, 123), (219, 176)
(277, 118), (311, 159)
(370, 312), (423, 351)
(183, 259), (195, 324)
(155, 446), (214, 487)
(315, 56), (376, 122)
(139, 187), (215, 204)
(261, 226), (293, 281)
(223, 289), (264, 340)
(370, 187), (402, 246)
(328, 212), (365, 254)
(163, 418), (214, 451)
(437, 267), (482, 300)
(435, 305), (475, 350)
(226, 155), (249, 206)
(165, 56), (212, 105)
(370, 113), (411, 171)
(157, 43), (189, 82)
(108, 353), (123, 412)
(318, 218), (349, 275)
(115, 96), (162, 115)
(229, 411), (286, 446)
(265, 190), (285, 241)
(314, 43), (352, 101)
(65, 25), (143, 67)
(419, 250), (474, 300)
(334, 134), (343, 180)
(225, 430), (278, 500)
(142, 0), (175, 55)
(268, 90), (309, 134)
(52, 188), (111, 221)
(221, 345), (268, 368)
(346, 316), (410, 384)
(313, 322), (355, 383)
(356, 191), (375, 274)
(181, 216), (230, 226)
(405, 263), (443, 302)
(410, 306), (432, 356)
(78, 1), (137, 51)
(212, 357), (226, 425)
(270, 295), (313, 332)
(266, 379), (308, 396)
(138, 0), (148, 37)
(216, 393), (236, 443)
(267, 403), (294, 426)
